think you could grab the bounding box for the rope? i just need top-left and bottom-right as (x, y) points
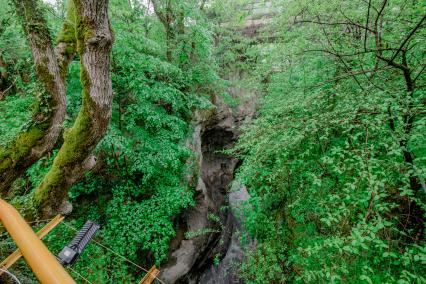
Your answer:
(26, 218), (56, 224)
(60, 222), (166, 284)
(0, 268), (21, 284)
(67, 266), (93, 284)
(54, 255), (94, 284)
(0, 218), (55, 229)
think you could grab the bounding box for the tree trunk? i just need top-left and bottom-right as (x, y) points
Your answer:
(151, 0), (180, 63)
(0, 0), (76, 195)
(0, 56), (10, 99)
(33, 0), (114, 217)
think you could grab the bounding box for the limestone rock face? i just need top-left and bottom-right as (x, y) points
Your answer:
(160, 89), (255, 283)
(197, 185), (253, 284)
(159, 2), (274, 282)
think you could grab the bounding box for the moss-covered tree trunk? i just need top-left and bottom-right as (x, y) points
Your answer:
(33, 0), (114, 217)
(0, 0), (77, 194)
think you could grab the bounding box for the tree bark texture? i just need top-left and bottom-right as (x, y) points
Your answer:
(33, 0), (114, 217)
(0, 0), (76, 195)
(151, 0), (185, 62)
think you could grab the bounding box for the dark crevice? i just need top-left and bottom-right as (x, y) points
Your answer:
(177, 125), (240, 283)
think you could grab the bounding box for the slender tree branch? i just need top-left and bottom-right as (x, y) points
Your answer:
(364, 0), (372, 51)
(0, 79), (16, 100)
(293, 19), (375, 33)
(308, 67), (392, 89)
(299, 48), (397, 57)
(413, 64), (426, 83)
(389, 15), (426, 62)
(317, 15), (365, 91)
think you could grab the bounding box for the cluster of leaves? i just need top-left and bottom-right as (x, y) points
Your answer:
(56, 0), (216, 281)
(234, 0), (425, 283)
(1, 0), (218, 282)
(0, 0), (33, 90)
(47, 0), (215, 282)
(0, 0), (36, 146)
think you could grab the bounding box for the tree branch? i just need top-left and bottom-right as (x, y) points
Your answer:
(389, 14), (426, 62)
(33, 0), (114, 217)
(293, 19), (375, 33)
(0, 0), (72, 195)
(308, 67), (392, 89)
(364, 0), (372, 51)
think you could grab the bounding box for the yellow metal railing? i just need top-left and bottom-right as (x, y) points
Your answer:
(0, 199), (75, 284)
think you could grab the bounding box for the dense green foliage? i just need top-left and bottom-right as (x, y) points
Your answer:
(1, 0), (217, 282)
(74, 0), (215, 269)
(0, 0), (36, 146)
(235, 0), (426, 283)
(0, 0), (424, 283)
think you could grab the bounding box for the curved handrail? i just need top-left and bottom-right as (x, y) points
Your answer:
(0, 199), (75, 284)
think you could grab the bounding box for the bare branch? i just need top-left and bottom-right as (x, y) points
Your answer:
(316, 15), (365, 91)
(308, 67), (392, 89)
(294, 19), (375, 33)
(0, 79), (16, 101)
(373, 0), (387, 54)
(364, 0), (372, 51)
(299, 48), (397, 57)
(389, 15), (426, 62)
(413, 64), (426, 83)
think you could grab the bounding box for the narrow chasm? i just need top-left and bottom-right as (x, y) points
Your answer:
(200, 127), (237, 219)
(178, 122), (251, 284)
(183, 126), (239, 283)
(160, 76), (256, 284)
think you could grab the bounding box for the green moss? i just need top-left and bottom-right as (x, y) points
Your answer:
(57, 27), (76, 44)
(12, 0), (51, 46)
(0, 148), (7, 160)
(62, 106), (93, 160)
(0, 62), (55, 182)
(0, 0), (70, 194)
(33, 96), (94, 209)
(0, 126), (44, 169)
(33, 165), (63, 207)
(74, 1), (95, 55)
(13, 127), (44, 157)
(1, 127), (44, 167)
(35, 61), (56, 95)
(65, 44), (76, 56)
(0, 92), (56, 169)
(32, 0), (102, 213)
(33, 65), (95, 208)
(0, 158), (12, 171)
(56, 0), (77, 80)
